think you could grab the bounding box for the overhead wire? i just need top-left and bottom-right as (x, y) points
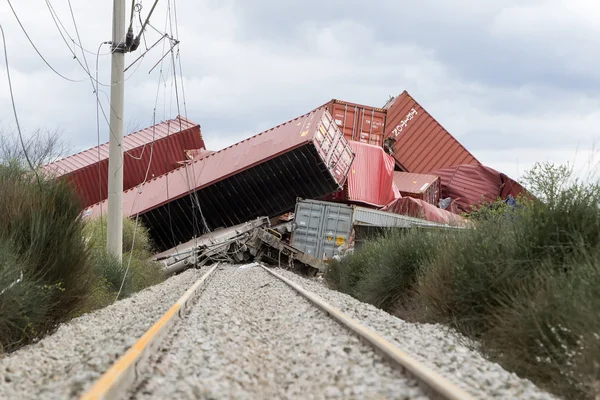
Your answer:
(170, 0), (204, 235)
(42, 0), (125, 156)
(95, 42), (109, 241)
(117, 0), (189, 300)
(169, 0), (210, 252)
(46, 0), (160, 167)
(172, 0), (188, 118)
(0, 23), (42, 186)
(45, 0), (139, 89)
(171, 0), (209, 237)
(8, 0), (200, 289)
(67, 0), (92, 77)
(165, 0), (200, 245)
(5, 0), (86, 83)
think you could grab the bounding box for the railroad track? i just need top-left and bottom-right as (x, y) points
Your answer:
(80, 263), (474, 400)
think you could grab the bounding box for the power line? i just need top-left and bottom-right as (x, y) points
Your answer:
(6, 0), (86, 83)
(167, 0), (209, 242)
(44, 0), (124, 88)
(0, 23), (42, 185)
(67, 0), (93, 79)
(117, 1), (192, 300)
(172, 0), (188, 118)
(43, 0), (153, 165)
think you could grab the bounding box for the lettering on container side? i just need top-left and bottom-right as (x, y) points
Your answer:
(392, 108), (418, 137)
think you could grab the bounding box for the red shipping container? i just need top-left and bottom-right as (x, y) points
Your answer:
(324, 141), (400, 208)
(84, 107), (354, 251)
(392, 172), (441, 205)
(383, 197), (470, 227)
(432, 164), (526, 214)
(383, 91), (479, 173)
(324, 99), (386, 147)
(43, 116), (205, 208)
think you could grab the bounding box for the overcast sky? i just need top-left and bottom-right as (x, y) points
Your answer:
(1, 0), (599, 181)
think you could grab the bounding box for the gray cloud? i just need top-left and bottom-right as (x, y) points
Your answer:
(0, 0), (599, 183)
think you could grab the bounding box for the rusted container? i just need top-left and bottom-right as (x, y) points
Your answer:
(43, 116), (205, 208)
(393, 172), (441, 205)
(383, 91), (479, 173)
(324, 99), (386, 147)
(84, 107), (355, 251)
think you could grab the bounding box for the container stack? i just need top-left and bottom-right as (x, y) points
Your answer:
(44, 89), (524, 257)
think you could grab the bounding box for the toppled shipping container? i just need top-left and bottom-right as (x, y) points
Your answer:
(383, 196), (470, 227)
(431, 163), (527, 214)
(325, 141), (400, 207)
(291, 198), (453, 260)
(324, 99), (387, 147)
(42, 116), (205, 208)
(84, 108), (355, 251)
(393, 172), (441, 205)
(383, 91), (480, 173)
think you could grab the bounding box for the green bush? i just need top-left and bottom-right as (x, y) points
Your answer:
(0, 162), (165, 352)
(326, 228), (439, 312)
(480, 248), (600, 399)
(81, 215), (164, 308)
(0, 239), (52, 350)
(416, 177), (600, 334)
(326, 161), (600, 399)
(0, 164), (93, 352)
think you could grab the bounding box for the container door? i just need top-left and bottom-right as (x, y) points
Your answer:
(357, 107), (386, 147)
(331, 102), (360, 142)
(321, 203), (353, 259)
(316, 110), (355, 187)
(290, 200), (327, 258)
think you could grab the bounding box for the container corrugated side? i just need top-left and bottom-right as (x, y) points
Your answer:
(432, 163), (526, 214)
(383, 91), (479, 173)
(323, 141), (399, 208)
(43, 116), (204, 208)
(84, 108), (354, 251)
(352, 205), (443, 228)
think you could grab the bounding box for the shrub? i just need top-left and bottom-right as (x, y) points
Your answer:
(0, 132), (164, 352)
(326, 231), (388, 296)
(481, 247), (600, 399)
(0, 164), (93, 352)
(325, 228), (441, 312)
(353, 229), (440, 311)
(326, 161), (600, 399)
(81, 215), (165, 309)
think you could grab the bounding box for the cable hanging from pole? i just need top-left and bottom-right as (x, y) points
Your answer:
(6, 0), (86, 83)
(1, 24), (43, 188)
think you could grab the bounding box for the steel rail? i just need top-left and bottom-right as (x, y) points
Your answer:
(259, 265), (475, 400)
(80, 263), (220, 400)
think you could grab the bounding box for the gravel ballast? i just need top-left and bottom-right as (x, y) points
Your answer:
(0, 268), (206, 399)
(0, 262), (560, 399)
(134, 264), (429, 399)
(271, 268), (559, 400)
